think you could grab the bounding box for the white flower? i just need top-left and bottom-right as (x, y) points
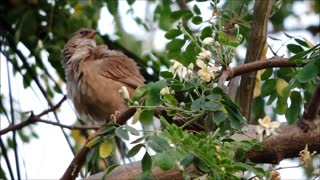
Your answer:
(160, 86), (170, 95)
(197, 50), (212, 60)
(119, 86), (130, 100)
(202, 37), (214, 46)
(234, 24), (239, 29)
(196, 59), (219, 82)
(168, 60), (191, 81)
(256, 116), (281, 142)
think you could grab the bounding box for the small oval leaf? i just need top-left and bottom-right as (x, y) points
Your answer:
(99, 140), (113, 158)
(115, 128), (129, 141)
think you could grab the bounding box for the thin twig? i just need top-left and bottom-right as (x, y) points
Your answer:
(5, 49), (21, 179)
(37, 95), (67, 117)
(0, 96), (99, 135)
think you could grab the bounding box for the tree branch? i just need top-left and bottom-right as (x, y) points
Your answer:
(239, 0), (272, 122)
(298, 81), (320, 132)
(0, 96), (98, 135)
(226, 56), (302, 80)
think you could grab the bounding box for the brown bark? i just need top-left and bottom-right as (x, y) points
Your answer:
(239, 0), (272, 122)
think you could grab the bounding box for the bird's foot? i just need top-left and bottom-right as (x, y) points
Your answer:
(110, 111), (121, 123)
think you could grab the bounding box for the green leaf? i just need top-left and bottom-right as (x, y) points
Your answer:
(115, 128), (129, 141)
(124, 125), (140, 136)
(275, 97), (288, 114)
(193, 157), (211, 173)
(294, 38), (309, 48)
(261, 79), (276, 97)
(86, 137), (104, 148)
(213, 110), (227, 124)
(166, 39), (186, 52)
(102, 164), (119, 179)
(146, 80), (166, 106)
(290, 91), (302, 105)
(191, 96), (205, 111)
(200, 26), (213, 40)
(170, 10), (193, 21)
(155, 153), (175, 171)
(106, 1), (118, 15)
(193, 4), (201, 14)
(261, 68), (273, 80)
(268, 36), (281, 41)
(289, 44), (320, 62)
(132, 110), (140, 124)
(127, 144), (145, 157)
(192, 16), (202, 25)
(287, 44), (304, 54)
(142, 151), (152, 173)
(266, 92), (277, 105)
(148, 136), (170, 153)
(286, 104), (300, 125)
(97, 125), (116, 135)
(202, 101), (222, 112)
(127, 0), (135, 5)
(296, 61), (319, 83)
(140, 109), (154, 125)
(163, 94), (178, 106)
(206, 94), (222, 101)
(132, 85), (148, 102)
(165, 29), (182, 39)
(160, 71), (173, 79)
(283, 32), (294, 38)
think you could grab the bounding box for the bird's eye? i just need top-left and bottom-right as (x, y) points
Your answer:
(79, 31), (87, 36)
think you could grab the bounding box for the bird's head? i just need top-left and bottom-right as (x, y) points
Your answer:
(71, 28), (97, 41)
(62, 28), (97, 67)
(66, 28), (97, 48)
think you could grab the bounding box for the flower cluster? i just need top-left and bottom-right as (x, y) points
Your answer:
(255, 116), (281, 142)
(168, 60), (193, 81)
(196, 59), (219, 82)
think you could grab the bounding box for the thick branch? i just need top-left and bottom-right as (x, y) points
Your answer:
(227, 56), (302, 80)
(298, 81), (320, 131)
(245, 123), (320, 164)
(302, 81), (320, 120)
(239, 0), (272, 121)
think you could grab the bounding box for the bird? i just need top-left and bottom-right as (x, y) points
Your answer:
(61, 28), (145, 124)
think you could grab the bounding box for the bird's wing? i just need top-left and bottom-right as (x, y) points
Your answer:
(94, 46), (145, 88)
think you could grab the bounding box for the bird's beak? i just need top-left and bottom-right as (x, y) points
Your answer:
(88, 30), (97, 39)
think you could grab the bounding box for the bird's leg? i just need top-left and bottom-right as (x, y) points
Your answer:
(110, 111), (121, 123)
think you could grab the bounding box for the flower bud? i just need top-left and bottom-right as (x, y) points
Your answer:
(202, 37), (214, 46)
(160, 86), (170, 95)
(119, 86), (130, 100)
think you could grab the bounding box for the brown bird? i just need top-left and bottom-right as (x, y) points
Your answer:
(61, 28), (145, 124)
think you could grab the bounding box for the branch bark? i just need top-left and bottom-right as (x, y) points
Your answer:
(298, 81), (320, 131)
(239, 0), (272, 122)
